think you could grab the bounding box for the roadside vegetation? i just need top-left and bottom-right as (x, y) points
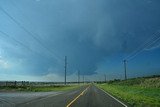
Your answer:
(0, 85), (81, 92)
(97, 75), (160, 107)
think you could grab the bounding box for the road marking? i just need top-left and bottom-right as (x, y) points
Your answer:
(97, 86), (128, 107)
(66, 86), (89, 107)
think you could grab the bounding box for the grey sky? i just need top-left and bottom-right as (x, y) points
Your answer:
(0, 0), (160, 81)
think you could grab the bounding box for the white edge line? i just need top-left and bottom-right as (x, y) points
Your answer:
(97, 86), (128, 107)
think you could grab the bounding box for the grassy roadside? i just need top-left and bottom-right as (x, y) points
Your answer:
(97, 76), (160, 107)
(0, 85), (81, 92)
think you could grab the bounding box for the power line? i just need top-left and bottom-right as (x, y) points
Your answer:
(124, 30), (160, 61)
(122, 30), (160, 80)
(10, 1), (64, 63)
(30, 32), (64, 62)
(0, 30), (50, 59)
(0, 6), (63, 62)
(0, 30), (30, 50)
(125, 30), (160, 60)
(0, 5), (76, 83)
(128, 35), (160, 61)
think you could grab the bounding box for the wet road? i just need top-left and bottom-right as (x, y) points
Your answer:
(0, 85), (128, 107)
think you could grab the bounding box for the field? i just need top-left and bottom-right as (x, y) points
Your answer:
(97, 75), (160, 107)
(0, 85), (80, 92)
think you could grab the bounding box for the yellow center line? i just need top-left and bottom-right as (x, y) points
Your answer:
(66, 86), (90, 107)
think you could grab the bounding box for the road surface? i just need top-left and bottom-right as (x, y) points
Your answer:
(0, 84), (129, 107)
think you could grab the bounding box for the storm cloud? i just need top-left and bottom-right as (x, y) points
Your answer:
(0, 0), (160, 81)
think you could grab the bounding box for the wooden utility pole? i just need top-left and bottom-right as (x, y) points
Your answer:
(78, 70), (80, 84)
(83, 75), (84, 84)
(104, 74), (107, 83)
(64, 56), (67, 85)
(123, 60), (127, 80)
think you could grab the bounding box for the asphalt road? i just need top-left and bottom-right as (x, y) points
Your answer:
(70, 85), (128, 107)
(0, 84), (129, 107)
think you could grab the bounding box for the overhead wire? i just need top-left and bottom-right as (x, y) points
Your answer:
(0, 6), (63, 62)
(124, 30), (160, 61)
(124, 30), (160, 59)
(0, 30), (48, 59)
(128, 33), (160, 61)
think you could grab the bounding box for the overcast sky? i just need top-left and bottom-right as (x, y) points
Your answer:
(0, 0), (160, 82)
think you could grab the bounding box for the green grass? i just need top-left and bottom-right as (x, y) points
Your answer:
(0, 85), (80, 92)
(97, 76), (160, 107)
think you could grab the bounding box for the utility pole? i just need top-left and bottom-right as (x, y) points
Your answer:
(123, 60), (127, 80)
(64, 56), (67, 85)
(104, 74), (106, 83)
(78, 70), (80, 84)
(83, 75), (84, 84)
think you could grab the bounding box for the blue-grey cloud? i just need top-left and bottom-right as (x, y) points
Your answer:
(0, 0), (160, 80)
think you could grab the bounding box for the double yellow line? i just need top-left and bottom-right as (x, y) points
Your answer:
(66, 86), (90, 107)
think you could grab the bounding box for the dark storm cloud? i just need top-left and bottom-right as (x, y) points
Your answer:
(0, 0), (160, 78)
